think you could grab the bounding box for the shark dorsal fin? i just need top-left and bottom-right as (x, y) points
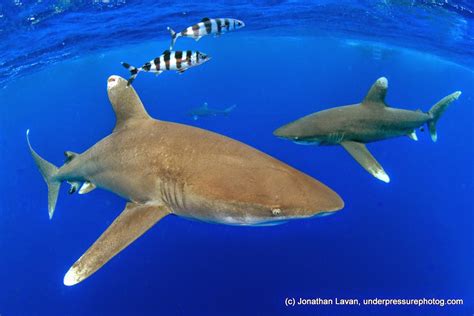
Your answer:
(362, 77), (388, 108)
(201, 17), (211, 22)
(107, 76), (151, 132)
(203, 102), (208, 108)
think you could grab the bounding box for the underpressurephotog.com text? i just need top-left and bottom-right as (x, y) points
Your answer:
(284, 297), (464, 307)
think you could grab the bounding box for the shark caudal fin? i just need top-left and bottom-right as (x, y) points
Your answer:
(26, 129), (61, 219)
(427, 91), (462, 142)
(167, 27), (180, 50)
(121, 62), (140, 86)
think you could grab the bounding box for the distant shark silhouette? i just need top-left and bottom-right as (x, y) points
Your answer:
(187, 102), (236, 120)
(27, 75), (343, 286)
(274, 77), (461, 183)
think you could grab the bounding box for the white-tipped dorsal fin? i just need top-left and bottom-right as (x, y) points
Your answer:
(362, 77), (388, 107)
(107, 75), (151, 132)
(79, 181), (96, 194)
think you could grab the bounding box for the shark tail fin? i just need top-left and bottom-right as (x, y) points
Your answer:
(167, 27), (180, 50)
(427, 91), (462, 142)
(121, 62), (141, 86)
(224, 104), (237, 115)
(26, 129), (61, 220)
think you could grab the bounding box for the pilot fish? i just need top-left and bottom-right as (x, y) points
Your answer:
(121, 50), (210, 86)
(167, 17), (245, 50)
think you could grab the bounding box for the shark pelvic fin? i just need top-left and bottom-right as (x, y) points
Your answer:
(362, 77), (388, 107)
(107, 76), (151, 133)
(78, 181), (96, 194)
(63, 202), (170, 286)
(407, 130), (418, 141)
(341, 141), (390, 183)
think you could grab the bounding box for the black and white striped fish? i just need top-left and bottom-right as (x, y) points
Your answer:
(167, 17), (245, 50)
(121, 50), (211, 86)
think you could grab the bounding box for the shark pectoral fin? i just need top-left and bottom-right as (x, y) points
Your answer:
(78, 181), (96, 194)
(362, 77), (388, 107)
(341, 141), (390, 183)
(63, 202), (170, 286)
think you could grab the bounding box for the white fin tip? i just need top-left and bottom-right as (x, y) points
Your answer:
(63, 267), (80, 286)
(376, 77), (388, 88)
(107, 76), (120, 89)
(374, 169), (390, 183)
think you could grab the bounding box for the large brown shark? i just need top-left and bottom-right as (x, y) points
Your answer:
(27, 75), (344, 286)
(274, 77), (461, 182)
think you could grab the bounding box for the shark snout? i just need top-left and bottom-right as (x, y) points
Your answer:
(273, 124), (298, 139)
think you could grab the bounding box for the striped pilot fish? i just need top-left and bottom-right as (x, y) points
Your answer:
(167, 17), (245, 50)
(121, 50), (210, 86)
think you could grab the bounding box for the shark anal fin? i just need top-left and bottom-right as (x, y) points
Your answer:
(63, 202), (170, 286)
(362, 77), (388, 107)
(341, 141), (390, 183)
(78, 181), (96, 194)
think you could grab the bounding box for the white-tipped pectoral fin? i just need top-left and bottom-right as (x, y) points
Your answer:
(341, 141), (390, 183)
(63, 202), (171, 286)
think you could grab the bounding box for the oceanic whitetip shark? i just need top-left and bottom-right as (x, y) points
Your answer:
(273, 77), (461, 182)
(187, 102), (237, 120)
(27, 75), (343, 286)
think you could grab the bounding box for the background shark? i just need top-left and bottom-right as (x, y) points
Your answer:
(27, 75), (343, 286)
(274, 77), (461, 182)
(187, 102), (236, 120)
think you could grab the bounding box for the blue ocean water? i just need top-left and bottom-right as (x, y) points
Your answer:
(0, 1), (473, 315)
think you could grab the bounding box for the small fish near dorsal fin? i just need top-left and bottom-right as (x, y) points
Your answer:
(201, 17), (211, 22)
(107, 76), (151, 132)
(162, 49), (171, 55)
(362, 77), (388, 108)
